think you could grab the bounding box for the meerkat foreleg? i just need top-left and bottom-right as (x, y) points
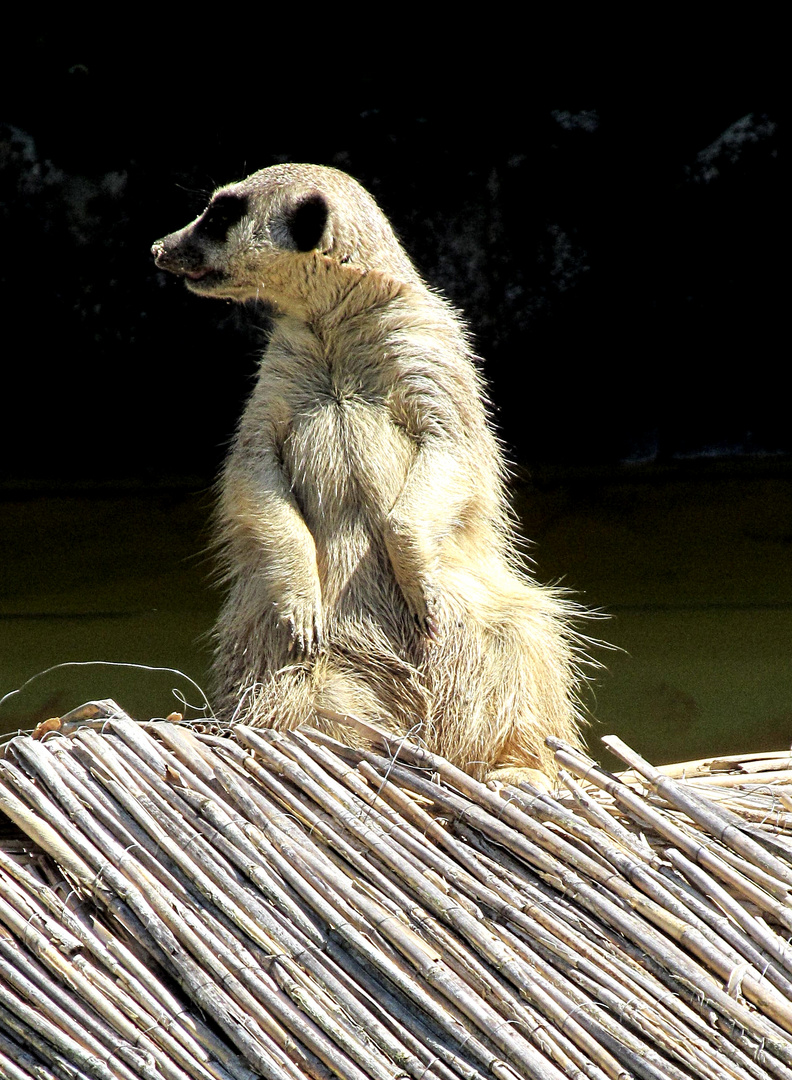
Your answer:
(220, 468), (323, 655)
(383, 438), (473, 638)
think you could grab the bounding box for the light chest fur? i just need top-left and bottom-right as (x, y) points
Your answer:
(235, 310), (416, 608)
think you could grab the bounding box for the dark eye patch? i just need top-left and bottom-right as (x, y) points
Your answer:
(285, 192), (329, 252)
(198, 194), (248, 243)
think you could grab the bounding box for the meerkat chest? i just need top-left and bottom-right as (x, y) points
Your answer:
(288, 374), (411, 523)
(259, 333), (414, 527)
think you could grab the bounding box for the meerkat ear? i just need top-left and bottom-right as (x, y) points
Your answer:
(285, 192), (330, 252)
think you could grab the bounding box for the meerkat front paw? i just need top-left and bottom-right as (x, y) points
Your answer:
(398, 576), (441, 640)
(383, 518), (441, 639)
(279, 586), (324, 656)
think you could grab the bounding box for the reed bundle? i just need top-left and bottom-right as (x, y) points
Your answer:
(0, 702), (790, 1080)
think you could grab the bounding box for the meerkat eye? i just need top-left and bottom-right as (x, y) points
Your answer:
(198, 194), (248, 243)
(285, 192), (329, 252)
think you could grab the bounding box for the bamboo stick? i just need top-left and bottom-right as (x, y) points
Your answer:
(333, 745), (792, 1057)
(222, 738), (542, 1078)
(98, 721), (531, 1080)
(3, 713), (792, 1080)
(0, 746), (324, 1079)
(277, 736), (712, 1080)
(601, 736), (792, 887)
(346, 756), (782, 1080)
(343, 741), (792, 1078)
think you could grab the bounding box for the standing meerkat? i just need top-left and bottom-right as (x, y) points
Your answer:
(152, 163), (590, 781)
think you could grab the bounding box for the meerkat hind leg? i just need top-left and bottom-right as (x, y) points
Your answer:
(425, 574), (583, 784)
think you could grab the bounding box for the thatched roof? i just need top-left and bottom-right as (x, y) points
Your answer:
(0, 703), (790, 1080)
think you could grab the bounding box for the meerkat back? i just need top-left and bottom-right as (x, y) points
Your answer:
(153, 163), (588, 781)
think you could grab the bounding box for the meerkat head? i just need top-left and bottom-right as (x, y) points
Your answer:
(152, 163), (419, 312)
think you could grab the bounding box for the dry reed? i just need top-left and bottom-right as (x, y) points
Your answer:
(0, 701), (790, 1080)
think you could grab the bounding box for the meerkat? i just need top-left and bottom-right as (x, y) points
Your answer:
(152, 163), (590, 782)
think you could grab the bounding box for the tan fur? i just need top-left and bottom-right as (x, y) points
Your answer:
(152, 163), (590, 781)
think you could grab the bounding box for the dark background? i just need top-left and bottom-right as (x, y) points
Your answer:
(0, 41), (782, 487)
(0, 37), (788, 763)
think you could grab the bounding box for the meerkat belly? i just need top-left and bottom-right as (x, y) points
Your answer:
(285, 396), (413, 610)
